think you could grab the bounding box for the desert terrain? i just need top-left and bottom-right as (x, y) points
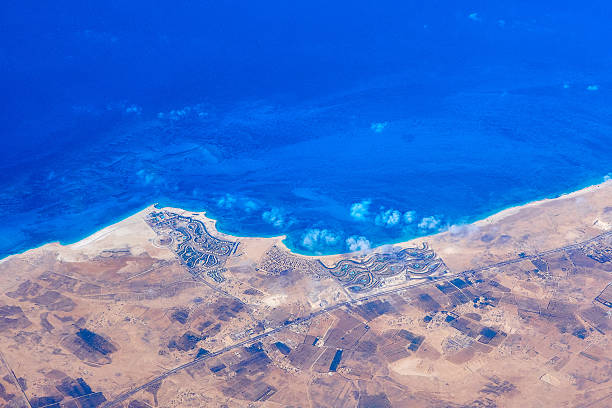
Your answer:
(0, 182), (611, 407)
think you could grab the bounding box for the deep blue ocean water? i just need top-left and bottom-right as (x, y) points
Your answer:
(2, 1), (612, 258)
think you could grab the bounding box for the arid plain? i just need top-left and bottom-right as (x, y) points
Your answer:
(0, 182), (611, 407)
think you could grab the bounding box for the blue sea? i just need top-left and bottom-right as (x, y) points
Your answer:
(2, 1), (612, 258)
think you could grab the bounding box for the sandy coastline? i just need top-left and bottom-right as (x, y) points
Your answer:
(2, 179), (611, 265)
(473, 179), (611, 226)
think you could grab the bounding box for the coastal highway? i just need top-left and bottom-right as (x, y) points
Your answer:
(100, 229), (612, 407)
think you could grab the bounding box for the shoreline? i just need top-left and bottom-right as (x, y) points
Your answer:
(1, 178), (610, 264)
(473, 178), (610, 226)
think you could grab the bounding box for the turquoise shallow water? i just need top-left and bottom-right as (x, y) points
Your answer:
(2, 2), (612, 258)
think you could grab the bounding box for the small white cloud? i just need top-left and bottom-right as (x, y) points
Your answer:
(104, 100), (142, 114)
(448, 224), (479, 237)
(216, 193), (236, 209)
(157, 104), (207, 121)
(71, 105), (97, 114)
(301, 229), (341, 250)
(403, 210), (416, 224)
(244, 200), (259, 213)
(350, 199), (372, 220)
(262, 207), (293, 228)
(125, 104), (142, 115)
(216, 194), (260, 213)
(370, 122), (388, 133)
(78, 29), (119, 44)
(604, 173), (611, 182)
(262, 208), (284, 228)
(346, 235), (371, 252)
(587, 85), (599, 91)
(563, 83), (570, 89)
(136, 169), (156, 185)
(468, 12), (481, 22)
(497, 19), (506, 28)
(375, 209), (402, 227)
(418, 216), (442, 231)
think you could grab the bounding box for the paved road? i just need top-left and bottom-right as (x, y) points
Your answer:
(101, 230), (612, 407)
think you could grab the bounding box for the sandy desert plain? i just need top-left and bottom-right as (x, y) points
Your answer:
(0, 182), (611, 408)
